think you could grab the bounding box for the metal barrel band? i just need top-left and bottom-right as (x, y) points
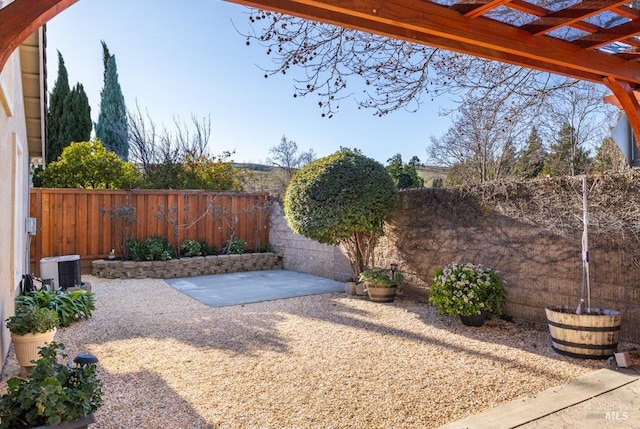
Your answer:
(551, 337), (618, 350)
(547, 319), (621, 332)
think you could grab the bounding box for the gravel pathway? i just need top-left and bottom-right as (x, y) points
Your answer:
(1, 276), (626, 428)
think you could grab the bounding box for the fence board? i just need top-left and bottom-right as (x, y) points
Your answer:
(30, 189), (271, 275)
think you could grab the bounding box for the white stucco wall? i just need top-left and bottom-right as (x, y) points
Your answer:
(0, 49), (30, 368)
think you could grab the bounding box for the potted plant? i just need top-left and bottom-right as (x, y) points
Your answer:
(0, 342), (103, 429)
(359, 266), (403, 303)
(429, 262), (506, 326)
(6, 304), (59, 367)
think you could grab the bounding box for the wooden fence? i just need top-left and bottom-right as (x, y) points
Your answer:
(30, 189), (270, 274)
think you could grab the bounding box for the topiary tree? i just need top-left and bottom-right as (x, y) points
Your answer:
(284, 148), (399, 277)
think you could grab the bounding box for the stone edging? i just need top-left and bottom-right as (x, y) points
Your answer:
(92, 253), (282, 279)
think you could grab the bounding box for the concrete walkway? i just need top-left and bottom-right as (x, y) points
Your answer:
(165, 269), (345, 307)
(438, 367), (640, 428)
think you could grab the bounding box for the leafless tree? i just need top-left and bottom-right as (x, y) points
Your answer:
(266, 135), (316, 192)
(241, 11), (577, 118)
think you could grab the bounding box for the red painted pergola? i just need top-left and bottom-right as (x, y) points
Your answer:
(3, 0), (640, 144)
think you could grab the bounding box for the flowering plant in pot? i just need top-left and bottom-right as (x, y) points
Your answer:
(429, 262), (505, 326)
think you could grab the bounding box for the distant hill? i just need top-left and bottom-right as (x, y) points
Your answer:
(417, 165), (449, 187)
(234, 163), (449, 192)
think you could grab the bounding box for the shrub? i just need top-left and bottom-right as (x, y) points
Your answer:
(256, 243), (274, 253)
(126, 235), (174, 261)
(38, 139), (142, 189)
(16, 289), (95, 327)
(180, 239), (202, 257)
(0, 342), (103, 428)
(199, 240), (218, 256)
(223, 238), (247, 255)
(429, 262), (506, 317)
(284, 148), (398, 277)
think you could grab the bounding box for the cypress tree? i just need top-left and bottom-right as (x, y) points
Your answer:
(513, 127), (547, 179)
(46, 51), (70, 164)
(95, 47), (129, 161)
(59, 83), (92, 146)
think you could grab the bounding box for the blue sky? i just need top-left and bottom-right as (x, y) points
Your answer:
(45, 0), (454, 165)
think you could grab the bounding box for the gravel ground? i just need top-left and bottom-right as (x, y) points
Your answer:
(1, 276), (632, 429)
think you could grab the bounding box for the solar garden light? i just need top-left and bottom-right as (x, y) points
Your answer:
(74, 353), (99, 367)
(390, 263), (398, 278)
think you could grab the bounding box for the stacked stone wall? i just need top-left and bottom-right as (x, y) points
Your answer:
(92, 253), (282, 279)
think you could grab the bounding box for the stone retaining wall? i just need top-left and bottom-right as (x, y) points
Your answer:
(268, 200), (354, 281)
(92, 253), (282, 279)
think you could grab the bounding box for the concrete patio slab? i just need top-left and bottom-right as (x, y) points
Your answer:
(165, 269), (345, 307)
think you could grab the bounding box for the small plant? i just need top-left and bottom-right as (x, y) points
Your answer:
(199, 240), (218, 256)
(180, 239), (202, 257)
(16, 289), (95, 327)
(223, 238), (247, 255)
(359, 267), (403, 287)
(125, 235), (174, 261)
(429, 262), (506, 317)
(0, 342), (103, 429)
(145, 235), (174, 261)
(5, 305), (59, 335)
(256, 243), (274, 253)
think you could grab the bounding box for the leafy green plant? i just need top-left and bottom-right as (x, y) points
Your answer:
(359, 267), (403, 288)
(199, 240), (218, 256)
(180, 239), (202, 257)
(5, 305), (59, 336)
(145, 235), (174, 261)
(429, 262), (506, 317)
(125, 235), (174, 261)
(0, 342), (103, 428)
(284, 148), (399, 277)
(223, 238), (247, 255)
(16, 289), (95, 327)
(256, 243), (274, 253)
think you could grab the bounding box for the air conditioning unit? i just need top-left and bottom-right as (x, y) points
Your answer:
(39, 255), (81, 290)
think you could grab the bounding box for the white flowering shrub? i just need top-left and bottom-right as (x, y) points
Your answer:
(429, 262), (506, 317)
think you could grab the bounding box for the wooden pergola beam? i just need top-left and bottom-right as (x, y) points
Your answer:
(229, 0), (640, 85)
(603, 76), (640, 151)
(0, 0), (77, 72)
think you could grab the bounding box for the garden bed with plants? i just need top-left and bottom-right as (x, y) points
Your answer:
(92, 236), (281, 279)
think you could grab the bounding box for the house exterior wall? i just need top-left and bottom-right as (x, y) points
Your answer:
(0, 48), (30, 368)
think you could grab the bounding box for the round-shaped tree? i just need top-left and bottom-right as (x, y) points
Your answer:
(284, 148), (399, 277)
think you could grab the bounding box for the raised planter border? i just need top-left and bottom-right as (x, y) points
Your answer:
(92, 253), (282, 279)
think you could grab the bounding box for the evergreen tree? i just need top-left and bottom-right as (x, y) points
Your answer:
(386, 153), (424, 189)
(58, 83), (91, 147)
(593, 137), (628, 173)
(542, 123), (591, 176)
(46, 51), (70, 164)
(513, 127), (547, 179)
(96, 47), (129, 161)
(496, 139), (517, 179)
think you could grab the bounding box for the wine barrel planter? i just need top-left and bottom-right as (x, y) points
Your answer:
(545, 306), (622, 359)
(366, 286), (397, 303)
